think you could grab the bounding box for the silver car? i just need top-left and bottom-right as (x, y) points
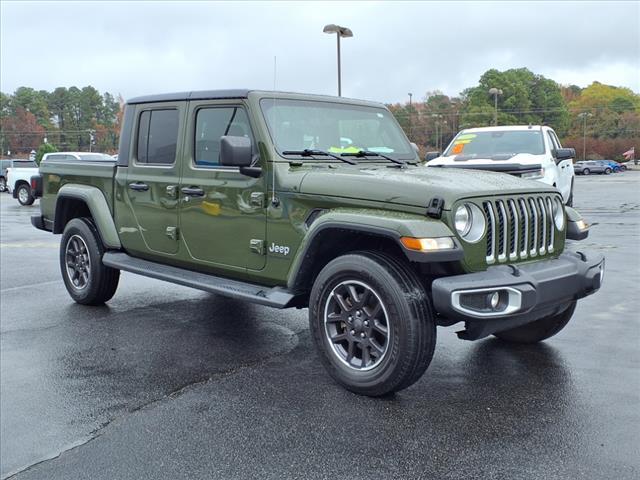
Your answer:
(573, 161), (612, 175)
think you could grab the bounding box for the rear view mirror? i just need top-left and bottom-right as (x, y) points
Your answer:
(425, 151), (441, 162)
(553, 148), (575, 163)
(220, 136), (252, 167)
(219, 136), (262, 178)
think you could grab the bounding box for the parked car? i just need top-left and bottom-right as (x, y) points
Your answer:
(574, 161), (612, 175)
(425, 125), (575, 205)
(0, 159), (37, 192)
(6, 164), (40, 205)
(599, 160), (622, 173)
(30, 89), (603, 397)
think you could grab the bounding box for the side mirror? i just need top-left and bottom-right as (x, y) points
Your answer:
(424, 151), (441, 162)
(410, 142), (420, 154)
(220, 136), (253, 167)
(553, 148), (575, 163)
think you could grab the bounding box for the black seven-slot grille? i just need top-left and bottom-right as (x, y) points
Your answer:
(481, 195), (557, 264)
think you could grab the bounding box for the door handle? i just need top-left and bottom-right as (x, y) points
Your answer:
(129, 182), (149, 191)
(181, 186), (205, 197)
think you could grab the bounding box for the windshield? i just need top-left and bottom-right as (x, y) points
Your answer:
(260, 99), (415, 160)
(13, 160), (37, 168)
(444, 130), (545, 157)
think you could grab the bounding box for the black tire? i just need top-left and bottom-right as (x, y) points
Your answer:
(309, 251), (436, 396)
(493, 301), (576, 344)
(582, 168), (590, 175)
(16, 184), (34, 206)
(604, 168), (612, 175)
(60, 217), (120, 305)
(0, 177), (6, 192)
(566, 178), (574, 207)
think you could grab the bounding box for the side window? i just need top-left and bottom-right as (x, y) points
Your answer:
(550, 131), (562, 148)
(546, 131), (559, 152)
(194, 107), (251, 167)
(137, 109), (179, 165)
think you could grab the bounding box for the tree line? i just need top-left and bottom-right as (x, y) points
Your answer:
(389, 68), (639, 160)
(0, 68), (638, 161)
(0, 86), (122, 156)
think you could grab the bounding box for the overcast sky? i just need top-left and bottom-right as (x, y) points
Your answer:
(1, 1), (638, 104)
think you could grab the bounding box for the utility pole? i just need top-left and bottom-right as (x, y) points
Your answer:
(408, 93), (413, 140)
(431, 113), (443, 151)
(577, 112), (593, 161)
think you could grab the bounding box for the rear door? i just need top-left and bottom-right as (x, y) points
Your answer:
(177, 100), (267, 273)
(124, 102), (185, 257)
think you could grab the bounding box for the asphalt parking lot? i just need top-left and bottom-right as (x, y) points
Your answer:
(1, 173), (639, 480)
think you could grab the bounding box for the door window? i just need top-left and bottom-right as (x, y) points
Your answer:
(194, 107), (252, 167)
(136, 109), (179, 165)
(546, 131), (560, 152)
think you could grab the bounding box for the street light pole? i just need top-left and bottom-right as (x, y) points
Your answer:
(488, 88), (503, 126)
(578, 112), (593, 161)
(323, 24), (353, 97)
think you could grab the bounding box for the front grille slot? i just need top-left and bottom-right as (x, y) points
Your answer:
(482, 195), (558, 265)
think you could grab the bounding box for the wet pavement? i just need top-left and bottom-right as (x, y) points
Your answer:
(1, 173), (639, 479)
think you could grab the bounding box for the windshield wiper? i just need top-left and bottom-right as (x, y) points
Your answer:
(281, 149), (357, 165)
(341, 150), (414, 166)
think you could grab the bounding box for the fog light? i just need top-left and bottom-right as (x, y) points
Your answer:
(489, 291), (500, 310)
(575, 219), (587, 231)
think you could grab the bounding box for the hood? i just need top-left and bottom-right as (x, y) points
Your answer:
(428, 152), (543, 166)
(298, 165), (555, 209)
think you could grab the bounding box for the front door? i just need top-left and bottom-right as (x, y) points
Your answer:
(124, 103), (184, 257)
(178, 101), (266, 273)
(547, 130), (573, 202)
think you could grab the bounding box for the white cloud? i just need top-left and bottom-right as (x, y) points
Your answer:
(1, 0), (638, 103)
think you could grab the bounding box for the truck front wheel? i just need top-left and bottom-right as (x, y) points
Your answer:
(493, 301), (577, 344)
(60, 218), (120, 305)
(309, 251), (436, 396)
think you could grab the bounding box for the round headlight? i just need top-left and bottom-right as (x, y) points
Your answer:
(553, 197), (565, 230)
(454, 205), (471, 236)
(454, 203), (486, 243)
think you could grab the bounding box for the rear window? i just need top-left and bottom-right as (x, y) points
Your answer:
(445, 130), (545, 157)
(77, 154), (114, 161)
(12, 160), (37, 168)
(136, 109), (179, 165)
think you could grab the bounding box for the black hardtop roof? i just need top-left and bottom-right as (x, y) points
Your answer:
(127, 89), (250, 104)
(126, 90), (385, 108)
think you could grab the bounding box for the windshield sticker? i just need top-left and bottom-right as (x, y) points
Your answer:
(328, 146), (361, 153)
(451, 143), (465, 154)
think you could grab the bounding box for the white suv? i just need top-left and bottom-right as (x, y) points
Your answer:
(426, 125), (575, 205)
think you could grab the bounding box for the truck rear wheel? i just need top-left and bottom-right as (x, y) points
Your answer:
(17, 184), (34, 205)
(0, 177), (6, 192)
(60, 217), (120, 305)
(309, 251), (436, 396)
(493, 301), (576, 344)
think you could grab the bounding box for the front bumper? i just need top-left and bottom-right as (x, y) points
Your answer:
(432, 251), (604, 340)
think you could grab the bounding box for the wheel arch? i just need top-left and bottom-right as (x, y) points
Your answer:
(287, 209), (462, 296)
(53, 184), (121, 249)
(12, 179), (30, 198)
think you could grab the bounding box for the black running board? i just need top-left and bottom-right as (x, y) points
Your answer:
(102, 252), (297, 309)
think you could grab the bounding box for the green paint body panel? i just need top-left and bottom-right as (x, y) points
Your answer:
(37, 90), (571, 291)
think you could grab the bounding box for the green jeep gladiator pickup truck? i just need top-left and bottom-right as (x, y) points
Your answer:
(31, 90), (604, 396)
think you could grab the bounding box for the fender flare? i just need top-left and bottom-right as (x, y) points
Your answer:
(54, 184), (121, 249)
(287, 208), (462, 290)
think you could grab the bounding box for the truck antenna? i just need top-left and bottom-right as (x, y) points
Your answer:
(271, 56), (279, 207)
